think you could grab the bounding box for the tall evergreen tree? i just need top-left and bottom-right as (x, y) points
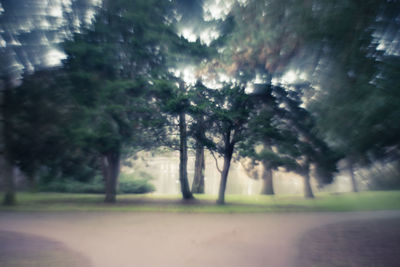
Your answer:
(6, 69), (100, 188)
(308, 0), (400, 189)
(62, 0), (174, 202)
(196, 84), (254, 204)
(272, 85), (338, 198)
(0, 0), (100, 204)
(240, 83), (338, 198)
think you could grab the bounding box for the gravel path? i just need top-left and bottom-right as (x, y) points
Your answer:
(0, 211), (399, 267)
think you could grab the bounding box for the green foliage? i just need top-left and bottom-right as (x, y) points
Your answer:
(57, 0), (178, 196)
(223, 0), (400, 176)
(305, 1), (400, 165)
(6, 69), (100, 182)
(62, 0), (176, 151)
(38, 172), (155, 194)
(273, 85), (339, 185)
(38, 177), (105, 194)
(201, 83), (254, 155)
(118, 172), (156, 194)
(239, 83), (339, 186)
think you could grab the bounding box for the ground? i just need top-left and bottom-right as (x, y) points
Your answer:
(0, 231), (90, 267)
(1, 210), (399, 267)
(297, 218), (400, 267)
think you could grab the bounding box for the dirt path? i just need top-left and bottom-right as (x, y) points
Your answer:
(0, 211), (399, 267)
(0, 230), (91, 267)
(297, 217), (400, 267)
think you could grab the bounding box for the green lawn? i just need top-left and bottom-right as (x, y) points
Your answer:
(1, 191), (400, 213)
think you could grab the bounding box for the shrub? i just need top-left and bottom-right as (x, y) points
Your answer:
(118, 179), (155, 194)
(118, 171), (155, 194)
(38, 171), (155, 194)
(38, 176), (104, 194)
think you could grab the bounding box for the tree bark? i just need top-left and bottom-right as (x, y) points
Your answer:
(303, 164), (314, 199)
(261, 161), (274, 195)
(217, 141), (234, 205)
(102, 151), (120, 203)
(179, 110), (193, 199)
(192, 142), (205, 193)
(347, 158), (358, 193)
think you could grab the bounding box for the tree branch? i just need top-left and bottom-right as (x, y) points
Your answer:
(209, 149), (223, 174)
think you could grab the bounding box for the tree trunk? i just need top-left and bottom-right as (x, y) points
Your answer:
(192, 142), (205, 194)
(1, 156), (16, 205)
(217, 142), (234, 205)
(102, 151), (120, 203)
(303, 167), (314, 199)
(261, 161), (274, 195)
(179, 110), (193, 199)
(347, 159), (358, 193)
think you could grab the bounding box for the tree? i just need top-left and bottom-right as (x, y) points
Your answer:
(157, 37), (215, 199)
(0, 0), (99, 204)
(191, 136), (205, 194)
(6, 69), (99, 188)
(177, 80), (193, 199)
(199, 84), (253, 204)
(240, 82), (339, 198)
(307, 0), (400, 190)
(157, 0), (237, 198)
(218, 0), (400, 194)
(188, 81), (210, 194)
(204, 0), (322, 197)
(237, 83), (282, 195)
(62, 0), (174, 202)
(190, 112), (206, 194)
(271, 85), (338, 198)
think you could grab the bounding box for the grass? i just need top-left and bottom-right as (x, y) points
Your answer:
(1, 191), (400, 213)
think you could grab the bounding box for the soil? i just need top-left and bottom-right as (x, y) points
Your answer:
(0, 211), (399, 267)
